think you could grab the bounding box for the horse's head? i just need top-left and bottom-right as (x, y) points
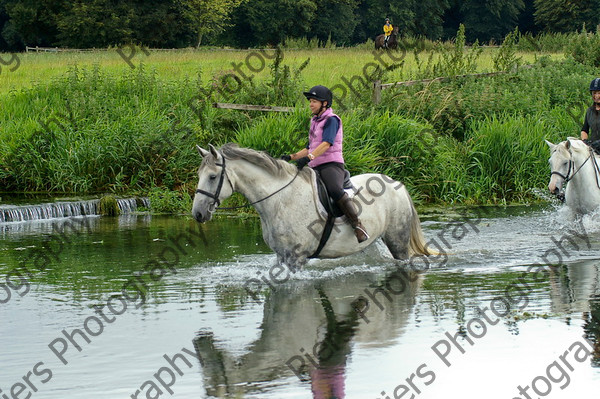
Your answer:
(546, 138), (588, 198)
(192, 144), (233, 223)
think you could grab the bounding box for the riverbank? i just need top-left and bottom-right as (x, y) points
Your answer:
(0, 36), (593, 208)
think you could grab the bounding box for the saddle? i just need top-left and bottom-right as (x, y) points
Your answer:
(309, 169), (356, 258)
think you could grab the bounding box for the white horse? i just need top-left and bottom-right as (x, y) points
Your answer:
(191, 143), (433, 269)
(546, 138), (600, 213)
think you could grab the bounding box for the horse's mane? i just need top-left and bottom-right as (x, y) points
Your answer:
(219, 143), (312, 182)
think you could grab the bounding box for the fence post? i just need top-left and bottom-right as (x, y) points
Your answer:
(372, 80), (382, 105)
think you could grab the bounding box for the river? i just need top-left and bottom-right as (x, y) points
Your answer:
(1, 201), (599, 399)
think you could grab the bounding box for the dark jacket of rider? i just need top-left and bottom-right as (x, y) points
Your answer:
(582, 106), (600, 142)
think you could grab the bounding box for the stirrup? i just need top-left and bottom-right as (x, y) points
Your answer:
(354, 225), (369, 243)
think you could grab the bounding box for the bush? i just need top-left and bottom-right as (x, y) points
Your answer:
(465, 113), (566, 202)
(493, 27), (522, 72)
(568, 27), (600, 68)
(517, 32), (576, 53)
(385, 58), (593, 140)
(147, 186), (192, 214)
(0, 66), (203, 192)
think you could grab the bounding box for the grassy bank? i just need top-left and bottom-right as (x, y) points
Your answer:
(0, 31), (595, 208)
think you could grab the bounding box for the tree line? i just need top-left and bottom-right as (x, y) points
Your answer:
(0, 0), (598, 51)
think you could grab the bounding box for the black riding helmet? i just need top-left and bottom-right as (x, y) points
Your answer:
(591, 78), (600, 92)
(303, 85), (333, 108)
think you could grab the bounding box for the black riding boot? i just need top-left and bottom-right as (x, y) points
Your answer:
(337, 193), (369, 243)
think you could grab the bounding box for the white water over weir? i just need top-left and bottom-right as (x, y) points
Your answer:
(0, 198), (150, 223)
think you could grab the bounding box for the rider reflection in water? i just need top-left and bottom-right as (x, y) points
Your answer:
(282, 85), (369, 243)
(581, 78), (600, 153)
(310, 287), (361, 399)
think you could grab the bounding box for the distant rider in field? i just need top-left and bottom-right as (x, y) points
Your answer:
(282, 85), (369, 243)
(581, 78), (600, 153)
(383, 18), (393, 49)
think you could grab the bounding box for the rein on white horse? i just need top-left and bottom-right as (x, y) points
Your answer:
(195, 151), (302, 211)
(554, 146), (600, 202)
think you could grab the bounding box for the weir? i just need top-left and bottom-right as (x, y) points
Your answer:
(0, 198), (150, 223)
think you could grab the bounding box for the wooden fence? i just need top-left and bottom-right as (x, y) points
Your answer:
(213, 103), (294, 112)
(372, 65), (532, 104)
(372, 71), (508, 104)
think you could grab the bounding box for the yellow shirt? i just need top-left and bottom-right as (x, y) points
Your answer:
(384, 23), (393, 36)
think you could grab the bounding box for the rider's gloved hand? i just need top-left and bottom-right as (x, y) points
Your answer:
(280, 154), (292, 162)
(590, 140), (600, 154)
(296, 156), (310, 170)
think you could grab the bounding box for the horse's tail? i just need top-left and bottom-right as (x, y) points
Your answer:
(407, 196), (440, 257)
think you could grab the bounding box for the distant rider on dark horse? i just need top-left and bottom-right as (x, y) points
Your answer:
(383, 18), (393, 49)
(282, 85), (369, 243)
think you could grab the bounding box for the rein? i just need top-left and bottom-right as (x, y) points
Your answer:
(195, 153), (300, 210)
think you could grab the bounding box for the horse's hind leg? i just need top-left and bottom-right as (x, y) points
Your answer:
(382, 225), (411, 260)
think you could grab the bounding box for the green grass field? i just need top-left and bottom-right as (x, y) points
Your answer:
(0, 47), (562, 96)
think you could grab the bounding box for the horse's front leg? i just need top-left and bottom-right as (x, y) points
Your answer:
(275, 243), (310, 272)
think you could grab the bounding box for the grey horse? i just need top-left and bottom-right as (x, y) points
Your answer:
(192, 143), (434, 270)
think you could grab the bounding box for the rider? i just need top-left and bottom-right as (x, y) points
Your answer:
(581, 78), (600, 153)
(283, 85), (369, 243)
(383, 18), (393, 48)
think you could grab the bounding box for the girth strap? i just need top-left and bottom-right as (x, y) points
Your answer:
(309, 214), (336, 259)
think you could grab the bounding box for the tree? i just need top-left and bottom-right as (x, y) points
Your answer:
(131, 0), (195, 48)
(444, 0), (524, 43)
(179, 0), (247, 47)
(534, 0), (600, 33)
(312, 0), (360, 45)
(517, 0), (537, 35)
(1, 0), (65, 49)
(413, 0), (450, 39)
(55, 0), (134, 48)
(230, 0), (317, 47)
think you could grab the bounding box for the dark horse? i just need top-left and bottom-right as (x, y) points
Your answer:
(375, 26), (399, 50)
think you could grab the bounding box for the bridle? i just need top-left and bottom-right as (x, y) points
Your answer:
(550, 147), (600, 202)
(194, 152), (300, 210)
(550, 149), (592, 183)
(195, 156), (228, 207)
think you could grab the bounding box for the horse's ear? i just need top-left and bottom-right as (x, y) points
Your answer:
(196, 145), (210, 157)
(566, 140), (571, 150)
(208, 144), (222, 160)
(544, 140), (556, 151)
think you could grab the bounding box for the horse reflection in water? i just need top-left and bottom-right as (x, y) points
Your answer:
(548, 259), (600, 366)
(193, 269), (422, 398)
